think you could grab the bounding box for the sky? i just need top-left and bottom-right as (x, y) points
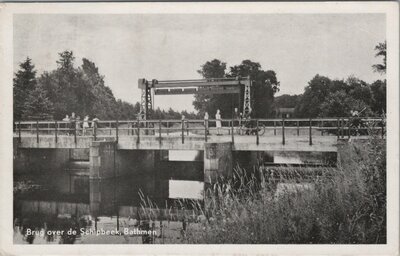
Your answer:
(13, 14), (386, 112)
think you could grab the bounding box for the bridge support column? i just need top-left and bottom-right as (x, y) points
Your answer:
(89, 141), (116, 179)
(89, 141), (116, 217)
(204, 142), (233, 184)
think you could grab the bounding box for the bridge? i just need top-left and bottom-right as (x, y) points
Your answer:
(13, 117), (383, 150)
(14, 117), (384, 219)
(14, 117), (384, 183)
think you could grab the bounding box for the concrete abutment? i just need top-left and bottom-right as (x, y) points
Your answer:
(203, 142), (233, 184)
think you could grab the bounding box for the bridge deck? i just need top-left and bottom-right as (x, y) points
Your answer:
(14, 117), (382, 152)
(14, 134), (338, 152)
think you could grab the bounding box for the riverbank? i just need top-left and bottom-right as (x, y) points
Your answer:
(184, 136), (386, 244)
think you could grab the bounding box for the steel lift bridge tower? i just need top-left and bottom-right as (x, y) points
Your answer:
(138, 76), (252, 120)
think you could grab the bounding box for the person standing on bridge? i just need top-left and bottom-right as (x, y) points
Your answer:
(76, 115), (81, 136)
(92, 115), (99, 130)
(234, 108), (239, 133)
(83, 115), (90, 136)
(62, 115), (70, 135)
(216, 109), (222, 135)
(204, 112), (209, 135)
(69, 112), (76, 136)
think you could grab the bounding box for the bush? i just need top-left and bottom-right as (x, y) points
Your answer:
(185, 137), (386, 244)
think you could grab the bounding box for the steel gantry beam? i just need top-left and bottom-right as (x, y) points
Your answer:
(138, 77), (252, 120)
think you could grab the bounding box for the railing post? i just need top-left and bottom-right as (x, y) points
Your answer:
(321, 120), (324, 136)
(181, 120), (184, 144)
(336, 118), (339, 140)
(109, 122), (112, 135)
(116, 120), (119, 143)
(93, 121), (97, 141)
(381, 118), (384, 138)
(18, 121), (21, 144)
(74, 120), (77, 144)
(231, 117), (234, 144)
(297, 121), (299, 136)
(256, 119), (259, 145)
(137, 119), (140, 144)
(341, 118), (344, 138)
(159, 120), (162, 144)
(204, 120), (208, 142)
(282, 118), (285, 145)
(309, 118), (312, 145)
(274, 121), (276, 136)
(55, 121), (58, 143)
(348, 118), (351, 139)
(186, 121), (189, 136)
(36, 121), (39, 144)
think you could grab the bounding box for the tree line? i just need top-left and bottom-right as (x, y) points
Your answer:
(13, 51), (196, 121)
(193, 41), (385, 119)
(273, 75), (386, 118)
(272, 41), (386, 118)
(14, 41), (386, 121)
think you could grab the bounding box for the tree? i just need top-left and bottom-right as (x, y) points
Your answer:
(273, 94), (301, 116)
(372, 41), (386, 74)
(193, 59), (228, 116)
(115, 99), (139, 120)
(52, 50), (80, 118)
(34, 53), (122, 119)
(295, 75), (378, 117)
(57, 50), (75, 73)
(13, 57), (37, 120)
(229, 60), (279, 118)
(193, 59), (280, 118)
(370, 80), (386, 114)
(197, 59), (227, 78)
(295, 75), (332, 117)
(80, 58), (117, 119)
(318, 90), (372, 117)
(23, 84), (54, 119)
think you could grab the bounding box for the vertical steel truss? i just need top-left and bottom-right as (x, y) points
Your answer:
(243, 80), (251, 117)
(139, 77), (251, 120)
(139, 81), (152, 120)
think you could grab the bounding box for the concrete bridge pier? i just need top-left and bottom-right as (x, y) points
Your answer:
(89, 141), (116, 179)
(203, 142), (233, 184)
(89, 141), (117, 216)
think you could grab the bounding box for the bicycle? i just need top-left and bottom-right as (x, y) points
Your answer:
(349, 116), (367, 136)
(236, 118), (266, 136)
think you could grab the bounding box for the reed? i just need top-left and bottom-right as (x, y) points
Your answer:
(138, 135), (386, 244)
(184, 135), (386, 244)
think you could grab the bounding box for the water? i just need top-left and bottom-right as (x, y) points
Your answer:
(14, 149), (205, 244)
(13, 149), (334, 244)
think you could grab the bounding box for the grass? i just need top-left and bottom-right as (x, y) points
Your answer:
(181, 135), (386, 244)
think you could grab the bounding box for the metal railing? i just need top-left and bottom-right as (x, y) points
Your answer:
(14, 117), (385, 145)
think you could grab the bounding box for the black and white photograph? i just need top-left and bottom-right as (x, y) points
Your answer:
(0, 2), (399, 255)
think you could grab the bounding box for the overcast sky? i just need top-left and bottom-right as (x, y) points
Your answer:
(14, 14), (386, 112)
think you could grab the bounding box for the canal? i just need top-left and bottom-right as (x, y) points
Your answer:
(13, 149), (336, 244)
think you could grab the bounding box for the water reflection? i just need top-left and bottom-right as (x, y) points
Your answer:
(13, 149), (334, 244)
(14, 150), (205, 244)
